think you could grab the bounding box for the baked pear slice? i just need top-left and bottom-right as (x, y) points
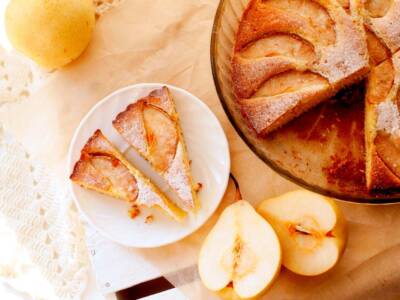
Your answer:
(70, 130), (186, 221)
(113, 87), (199, 212)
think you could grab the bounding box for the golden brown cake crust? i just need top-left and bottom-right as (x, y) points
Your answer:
(369, 152), (400, 190)
(81, 129), (115, 156)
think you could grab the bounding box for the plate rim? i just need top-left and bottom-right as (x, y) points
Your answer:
(67, 82), (231, 248)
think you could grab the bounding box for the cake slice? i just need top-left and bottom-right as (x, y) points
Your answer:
(365, 49), (400, 191)
(232, 0), (369, 135)
(70, 130), (186, 221)
(113, 87), (198, 212)
(363, 2), (400, 191)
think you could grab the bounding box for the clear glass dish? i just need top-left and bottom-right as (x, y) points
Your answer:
(211, 0), (400, 203)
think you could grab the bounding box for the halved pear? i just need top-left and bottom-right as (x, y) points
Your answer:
(198, 201), (281, 299)
(257, 190), (347, 276)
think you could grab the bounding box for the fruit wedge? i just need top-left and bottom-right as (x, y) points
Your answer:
(198, 201), (281, 299)
(257, 190), (347, 276)
(113, 87), (198, 211)
(70, 130), (186, 221)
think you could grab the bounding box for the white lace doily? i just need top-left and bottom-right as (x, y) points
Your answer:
(0, 49), (49, 105)
(0, 1), (126, 298)
(0, 127), (89, 300)
(0, 217), (56, 300)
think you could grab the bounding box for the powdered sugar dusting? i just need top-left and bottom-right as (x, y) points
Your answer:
(71, 159), (111, 191)
(315, 4), (368, 86)
(121, 117), (147, 153)
(376, 100), (400, 136)
(240, 85), (330, 134)
(245, 96), (299, 133)
(368, 0), (400, 53)
(113, 104), (147, 154)
(232, 55), (295, 98)
(164, 143), (193, 211)
(136, 178), (162, 207)
(135, 178), (176, 218)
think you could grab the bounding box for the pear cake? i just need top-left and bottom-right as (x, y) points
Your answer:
(233, 0), (400, 192)
(232, 0), (369, 136)
(70, 130), (186, 221)
(113, 87), (199, 211)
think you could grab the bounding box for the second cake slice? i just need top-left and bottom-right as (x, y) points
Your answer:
(113, 87), (199, 212)
(70, 130), (186, 221)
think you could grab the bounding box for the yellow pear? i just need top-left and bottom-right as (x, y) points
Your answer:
(198, 201), (281, 299)
(257, 190), (347, 276)
(6, 0), (95, 69)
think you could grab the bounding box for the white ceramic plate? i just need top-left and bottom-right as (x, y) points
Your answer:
(68, 83), (230, 248)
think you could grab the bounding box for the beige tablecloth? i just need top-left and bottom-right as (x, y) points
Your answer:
(1, 0), (400, 299)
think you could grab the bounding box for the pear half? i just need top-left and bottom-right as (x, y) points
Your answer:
(257, 190), (347, 276)
(198, 201), (281, 299)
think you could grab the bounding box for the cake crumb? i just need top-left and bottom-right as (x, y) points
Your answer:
(129, 205), (140, 219)
(145, 215), (154, 224)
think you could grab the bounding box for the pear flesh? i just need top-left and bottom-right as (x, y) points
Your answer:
(257, 190), (347, 276)
(198, 200), (281, 299)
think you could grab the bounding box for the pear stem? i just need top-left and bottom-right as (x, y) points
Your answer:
(230, 173), (242, 201)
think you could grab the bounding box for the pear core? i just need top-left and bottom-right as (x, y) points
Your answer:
(257, 190), (347, 276)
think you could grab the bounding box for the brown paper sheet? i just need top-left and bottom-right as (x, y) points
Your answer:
(1, 0), (400, 299)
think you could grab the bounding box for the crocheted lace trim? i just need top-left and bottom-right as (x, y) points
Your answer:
(0, 127), (89, 300)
